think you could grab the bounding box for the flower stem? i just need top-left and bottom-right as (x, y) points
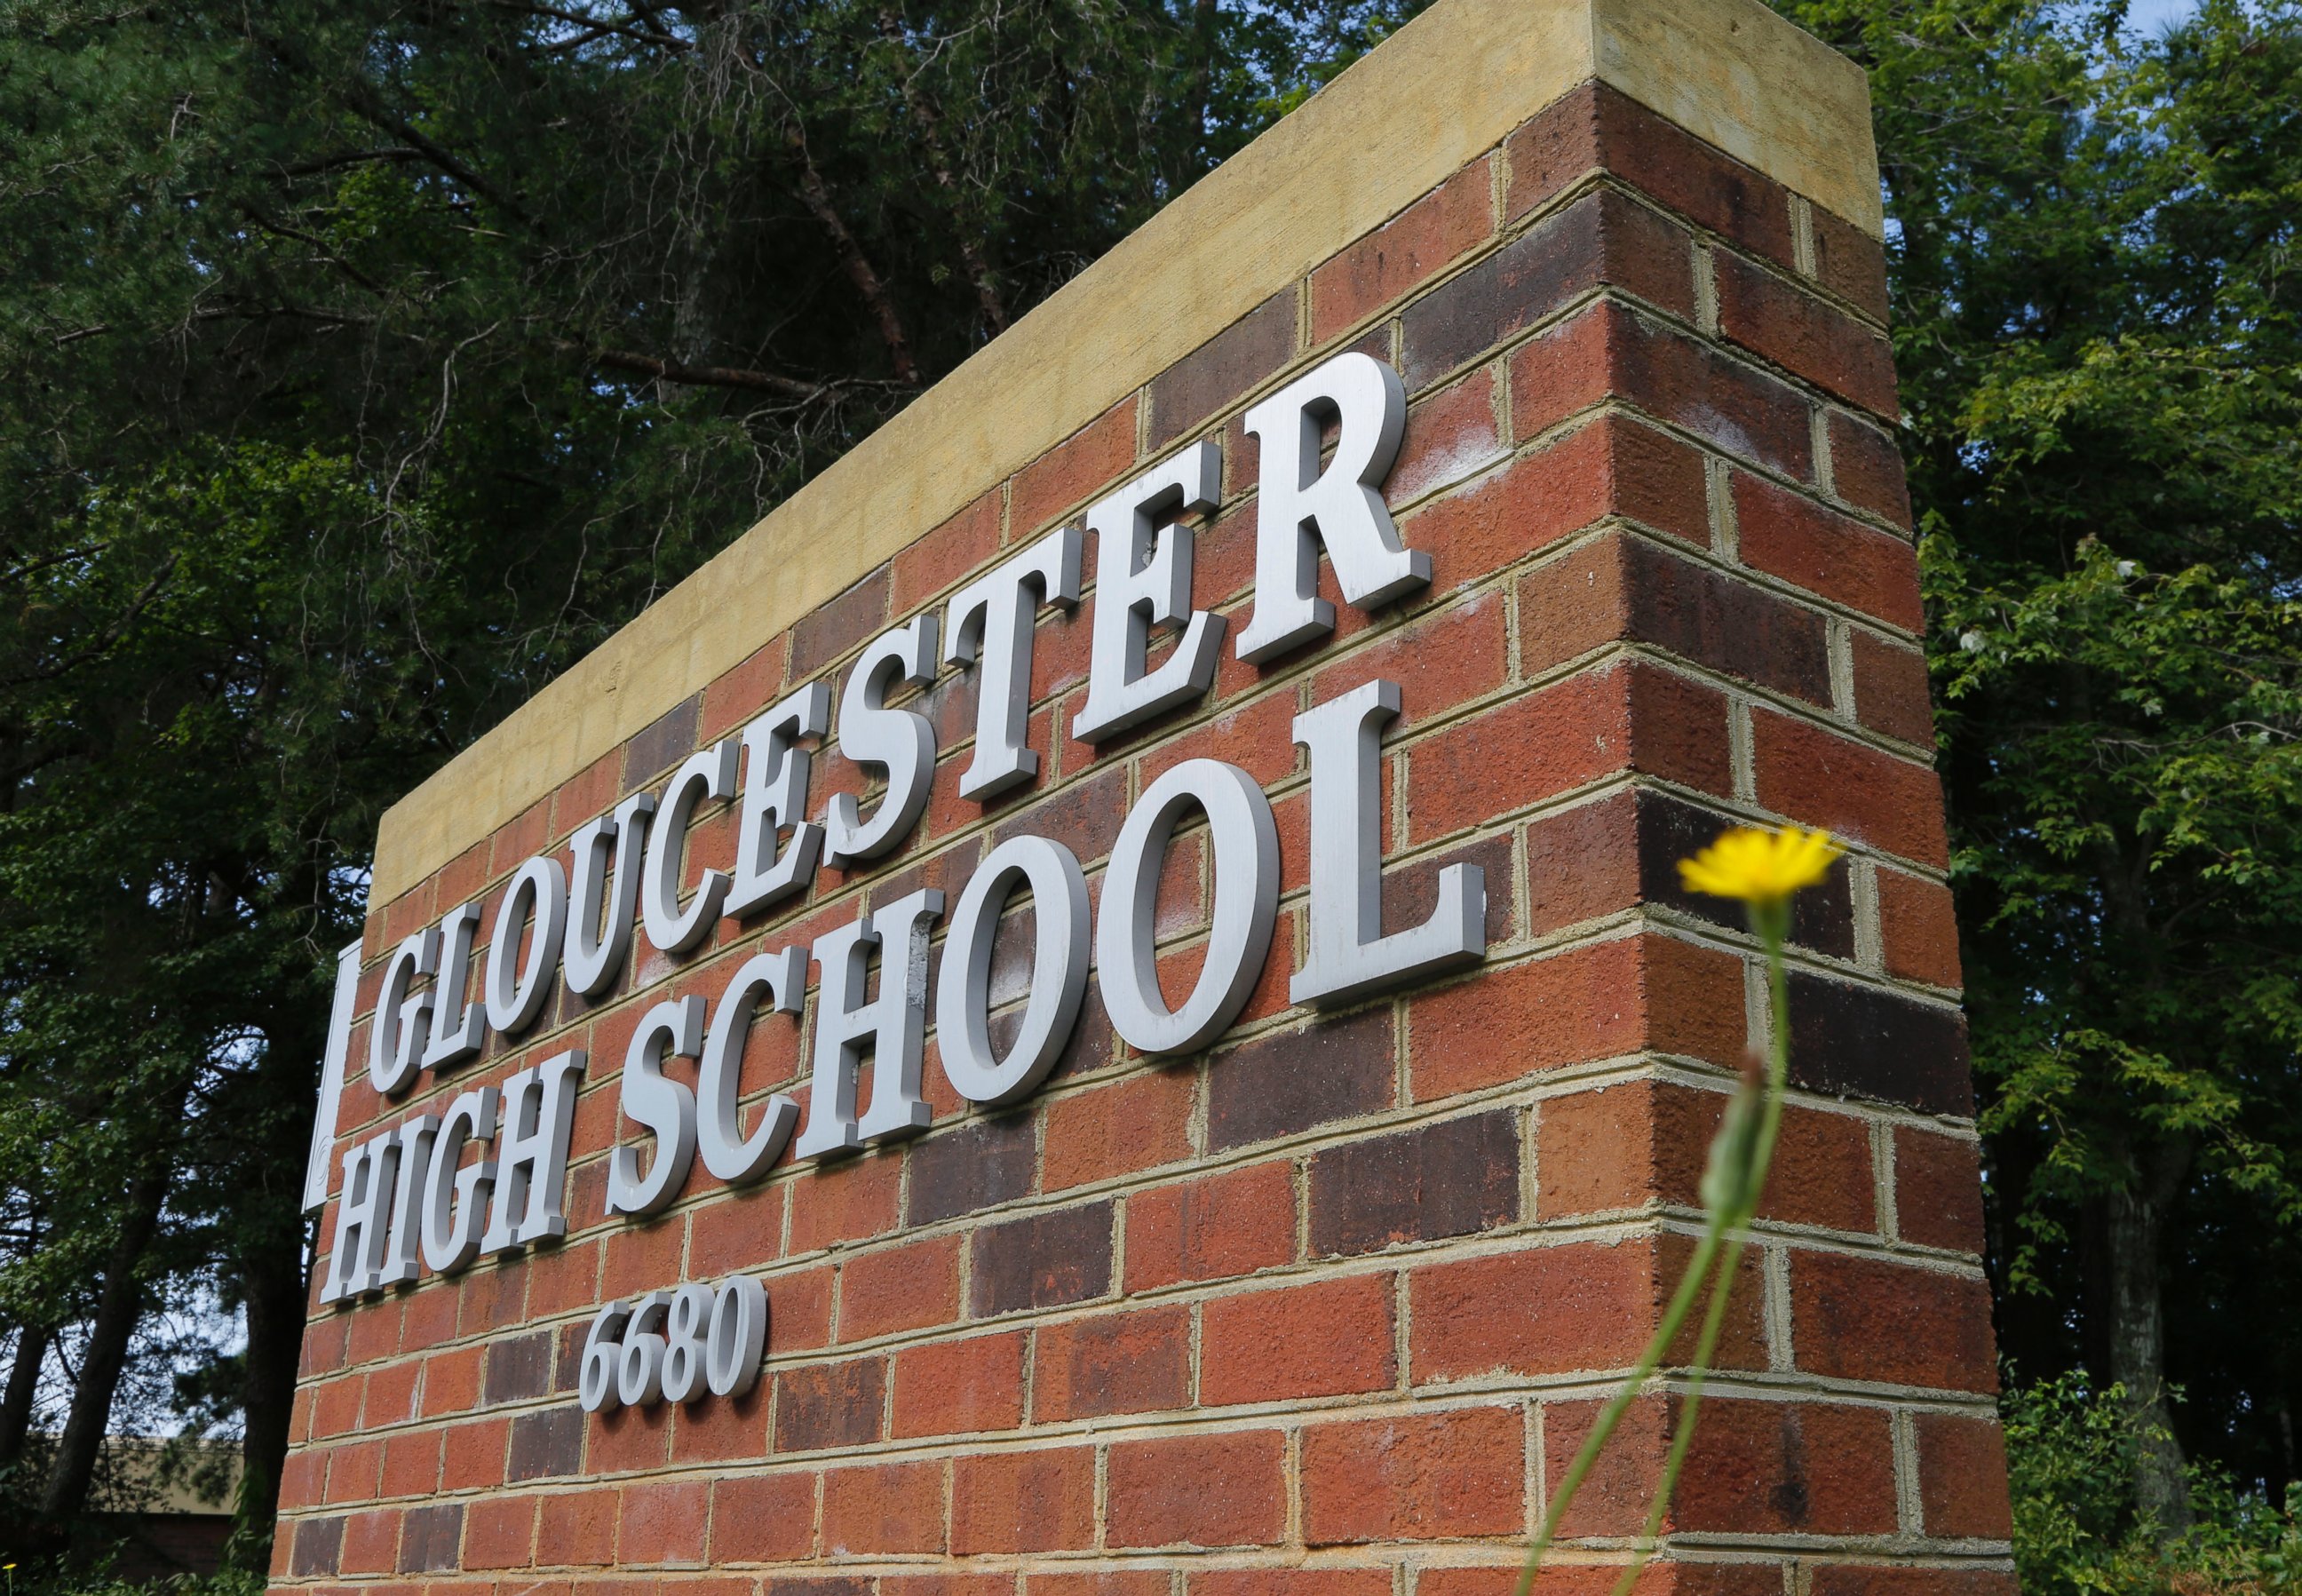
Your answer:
(1515, 901), (1795, 1596)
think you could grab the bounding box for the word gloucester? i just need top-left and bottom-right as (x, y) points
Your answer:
(318, 350), (1488, 1305)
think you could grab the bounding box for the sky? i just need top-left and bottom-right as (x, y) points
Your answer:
(2124, 0), (2202, 29)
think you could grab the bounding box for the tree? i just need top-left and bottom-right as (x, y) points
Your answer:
(1776, 0), (2302, 1529)
(0, 0), (1421, 1563)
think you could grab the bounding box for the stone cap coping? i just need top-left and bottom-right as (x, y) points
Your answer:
(369, 0), (1877, 906)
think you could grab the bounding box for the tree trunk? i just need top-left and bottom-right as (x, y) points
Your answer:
(227, 1212), (313, 1568)
(2100, 1141), (2194, 1535)
(39, 1167), (169, 1521)
(0, 1320), (50, 1466)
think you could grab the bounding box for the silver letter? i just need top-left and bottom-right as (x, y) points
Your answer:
(1072, 442), (1225, 742)
(793, 889), (944, 1157)
(1098, 759), (1278, 1054)
(377, 1114), (441, 1289)
(302, 940), (363, 1214)
(422, 903), (485, 1070)
(697, 948), (806, 1183)
(1236, 353), (1417, 662)
(936, 836), (1089, 1105)
(726, 683), (831, 918)
(607, 997), (703, 1218)
(643, 740), (738, 955)
(824, 615), (940, 867)
(566, 793), (655, 999)
(484, 855), (568, 1035)
(320, 1132), (399, 1303)
(1292, 679), (1484, 1006)
(945, 527), (1083, 799)
(420, 1087), (499, 1275)
(369, 928), (436, 1095)
(480, 1049), (585, 1254)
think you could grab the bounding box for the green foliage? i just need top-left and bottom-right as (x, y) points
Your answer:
(2007, 1370), (2302, 1596)
(9, 1569), (264, 1596)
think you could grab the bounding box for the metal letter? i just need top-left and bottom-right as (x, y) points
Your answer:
(484, 854), (568, 1036)
(1292, 679), (1485, 1006)
(607, 997), (703, 1218)
(420, 1086), (499, 1275)
(377, 1114), (441, 1289)
(1072, 442), (1226, 742)
(1098, 758), (1278, 1054)
(945, 526), (1083, 799)
(320, 1132), (399, 1303)
(823, 616), (940, 867)
(937, 836), (1089, 1104)
(697, 947), (806, 1183)
(369, 927), (437, 1096)
(480, 1049), (586, 1254)
(302, 940), (363, 1214)
(422, 902), (485, 1070)
(566, 793), (655, 999)
(792, 889), (944, 1157)
(1236, 353), (1417, 662)
(726, 683), (831, 918)
(643, 740), (739, 955)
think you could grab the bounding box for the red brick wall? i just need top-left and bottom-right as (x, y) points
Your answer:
(274, 77), (2008, 1596)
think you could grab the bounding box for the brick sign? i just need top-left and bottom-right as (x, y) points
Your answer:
(274, 1), (2013, 1592)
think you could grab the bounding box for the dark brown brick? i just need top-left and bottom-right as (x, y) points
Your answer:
(481, 1329), (554, 1406)
(1510, 302), (1814, 480)
(1044, 983), (1118, 1084)
(1208, 1006), (1395, 1152)
(906, 1111), (1036, 1226)
(1715, 251), (1899, 418)
(790, 565), (892, 680)
(506, 1403), (584, 1481)
(1382, 831), (1516, 949)
(1787, 971), (1973, 1116)
(1623, 789), (1855, 959)
(969, 1201), (1115, 1317)
(620, 694), (700, 796)
(990, 764), (1128, 869)
(1520, 531), (1831, 705)
(1307, 1108), (1519, 1256)
(291, 1514), (345, 1577)
(1827, 410), (1914, 529)
(1032, 1304), (1193, 1420)
(1149, 289), (1298, 448)
(397, 1502), (464, 1573)
(1507, 83), (1798, 273)
(552, 1320), (585, 1395)
(774, 1357), (886, 1451)
(1401, 187), (1693, 390)
(1312, 160), (1494, 345)
(1810, 203), (1892, 323)
(1612, 310), (1814, 480)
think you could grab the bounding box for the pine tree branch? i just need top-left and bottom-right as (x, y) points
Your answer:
(783, 127), (921, 385)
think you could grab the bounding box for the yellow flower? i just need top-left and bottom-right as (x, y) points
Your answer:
(1677, 825), (1842, 904)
